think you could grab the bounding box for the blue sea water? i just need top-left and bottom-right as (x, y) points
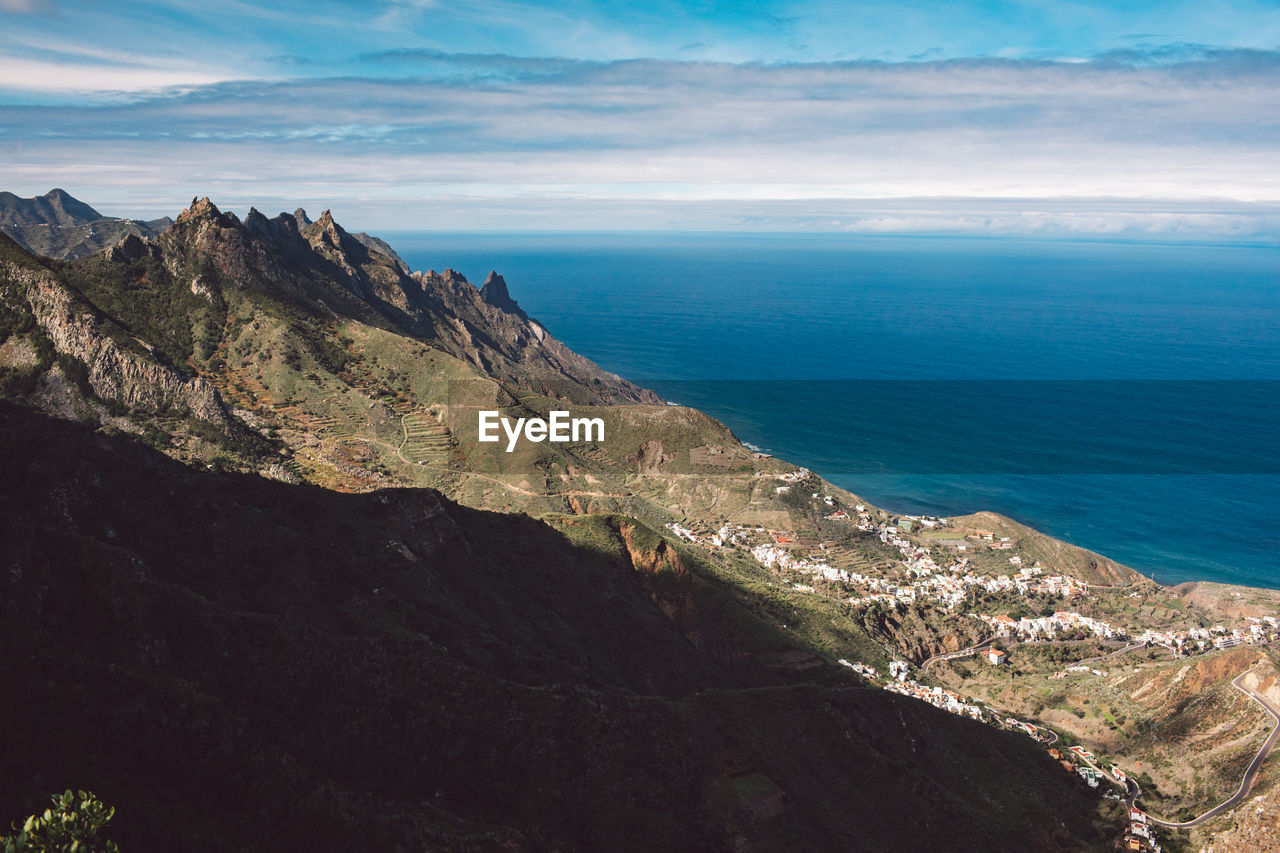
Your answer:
(387, 232), (1280, 589)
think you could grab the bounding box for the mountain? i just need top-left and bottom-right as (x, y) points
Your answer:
(0, 189), (173, 260)
(0, 401), (1120, 852)
(0, 194), (653, 467)
(0, 193), (1143, 850)
(0, 187), (103, 225)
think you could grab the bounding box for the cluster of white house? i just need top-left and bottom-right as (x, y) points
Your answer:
(839, 658), (991, 723)
(825, 504), (879, 529)
(844, 564), (1092, 616)
(665, 521), (751, 550)
(972, 611), (1280, 673)
(1001, 716), (1050, 743)
(884, 678), (989, 722)
(841, 660), (878, 680)
(1136, 616), (1279, 651)
(978, 610), (1124, 641)
(749, 543), (846, 581)
(668, 510), (1275, 672)
(669, 501), (1091, 618)
(1125, 809), (1161, 852)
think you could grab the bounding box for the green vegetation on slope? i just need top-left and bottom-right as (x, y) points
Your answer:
(0, 403), (1121, 851)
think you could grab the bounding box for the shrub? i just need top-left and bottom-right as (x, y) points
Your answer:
(1, 790), (120, 853)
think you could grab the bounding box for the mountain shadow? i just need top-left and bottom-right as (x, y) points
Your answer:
(0, 402), (1121, 851)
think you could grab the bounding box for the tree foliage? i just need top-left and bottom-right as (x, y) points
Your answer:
(1, 791), (119, 853)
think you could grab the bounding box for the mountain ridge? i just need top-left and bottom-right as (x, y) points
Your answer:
(3, 188), (1211, 851)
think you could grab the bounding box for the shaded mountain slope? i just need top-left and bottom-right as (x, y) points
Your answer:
(0, 403), (1120, 852)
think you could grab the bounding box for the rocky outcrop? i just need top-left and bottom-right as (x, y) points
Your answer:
(479, 271), (528, 319)
(4, 261), (234, 430)
(1241, 658), (1280, 708)
(619, 519), (693, 628)
(350, 230), (410, 275)
(636, 439), (670, 475)
(5, 190), (659, 405)
(1203, 790), (1280, 852)
(105, 233), (160, 263)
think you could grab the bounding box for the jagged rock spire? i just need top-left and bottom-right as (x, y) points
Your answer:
(479, 270), (527, 319)
(176, 196), (220, 224)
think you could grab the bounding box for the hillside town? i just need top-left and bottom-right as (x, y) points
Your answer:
(665, 466), (1280, 662)
(975, 609), (1275, 653)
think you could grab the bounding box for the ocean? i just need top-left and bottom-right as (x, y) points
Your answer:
(387, 232), (1280, 589)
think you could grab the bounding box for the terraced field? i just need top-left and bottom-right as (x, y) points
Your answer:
(399, 412), (456, 465)
(822, 543), (894, 575)
(688, 445), (737, 468)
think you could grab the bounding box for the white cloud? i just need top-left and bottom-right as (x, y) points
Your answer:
(0, 55), (233, 94)
(1, 52), (1278, 235)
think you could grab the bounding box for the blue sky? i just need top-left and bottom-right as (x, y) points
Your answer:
(2, 0), (1279, 237)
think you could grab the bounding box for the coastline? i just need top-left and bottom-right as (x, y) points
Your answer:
(391, 235), (1280, 592)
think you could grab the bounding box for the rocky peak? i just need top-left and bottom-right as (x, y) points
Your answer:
(242, 207), (304, 242)
(243, 206), (269, 232)
(480, 270), (528, 319)
(293, 208), (312, 228)
(177, 196), (220, 224)
(311, 209), (348, 249)
(173, 197), (242, 232)
(105, 232), (158, 263)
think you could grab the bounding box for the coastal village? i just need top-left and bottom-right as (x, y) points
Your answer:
(664, 466), (1276, 656)
(664, 465), (1280, 852)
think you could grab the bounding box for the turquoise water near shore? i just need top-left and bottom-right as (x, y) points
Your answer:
(389, 232), (1280, 588)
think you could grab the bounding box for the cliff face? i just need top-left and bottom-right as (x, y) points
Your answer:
(7, 260), (233, 430)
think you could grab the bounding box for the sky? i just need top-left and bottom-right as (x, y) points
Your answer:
(1, 0), (1279, 238)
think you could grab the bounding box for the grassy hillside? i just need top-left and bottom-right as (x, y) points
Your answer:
(0, 403), (1122, 851)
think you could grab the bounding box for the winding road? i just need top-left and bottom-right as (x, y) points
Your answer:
(921, 636), (998, 670)
(922, 636), (1144, 672)
(923, 640), (1279, 829)
(1077, 641), (1145, 666)
(1078, 670), (1280, 829)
